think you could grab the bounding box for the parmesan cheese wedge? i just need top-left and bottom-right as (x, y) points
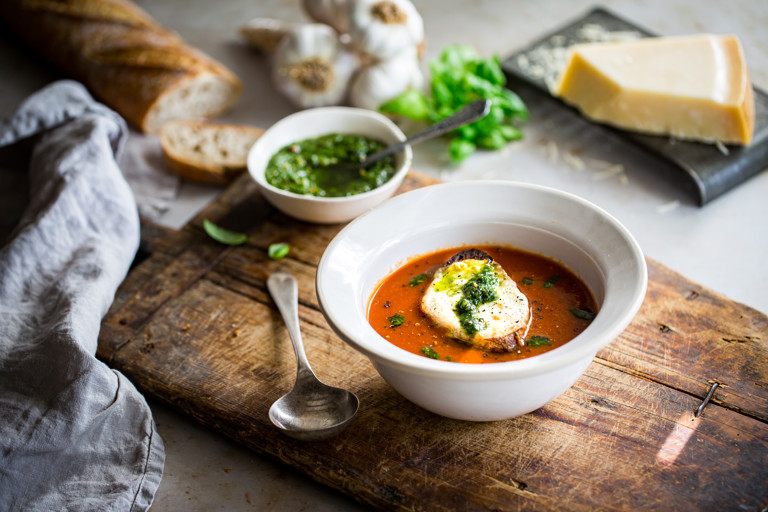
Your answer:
(554, 34), (755, 145)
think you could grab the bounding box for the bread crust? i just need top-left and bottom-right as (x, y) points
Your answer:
(0, 0), (242, 133)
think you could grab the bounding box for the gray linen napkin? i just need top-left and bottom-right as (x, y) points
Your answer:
(0, 80), (164, 511)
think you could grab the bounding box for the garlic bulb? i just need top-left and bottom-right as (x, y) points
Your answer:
(348, 0), (424, 60)
(302, 0), (350, 34)
(349, 48), (424, 110)
(240, 18), (300, 54)
(272, 24), (359, 108)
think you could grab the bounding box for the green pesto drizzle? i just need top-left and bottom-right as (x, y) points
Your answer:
(453, 263), (500, 336)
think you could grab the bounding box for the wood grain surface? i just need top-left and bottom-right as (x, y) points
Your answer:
(97, 171), (768, 511)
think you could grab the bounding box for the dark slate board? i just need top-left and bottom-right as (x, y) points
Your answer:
(501, 6), (768, 206)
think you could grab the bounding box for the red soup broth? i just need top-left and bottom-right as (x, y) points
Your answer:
(367, 245), (598, 364)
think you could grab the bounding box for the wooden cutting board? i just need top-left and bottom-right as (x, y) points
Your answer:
(97, 171), (768, 511)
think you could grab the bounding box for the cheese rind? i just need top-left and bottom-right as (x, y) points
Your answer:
(554, 34), (755, 145)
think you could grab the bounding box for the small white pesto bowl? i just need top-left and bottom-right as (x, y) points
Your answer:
(316, 181), (647, 422)
(247, 107), (412, 224)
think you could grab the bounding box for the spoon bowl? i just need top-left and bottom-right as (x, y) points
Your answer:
(268, 379), (359, 441)
(267, 272), (359, 440)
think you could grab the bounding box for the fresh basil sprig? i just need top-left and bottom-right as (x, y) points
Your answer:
(380, 44), (528, 163)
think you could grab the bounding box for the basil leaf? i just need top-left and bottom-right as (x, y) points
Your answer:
(500, 124), (523, 141)
(543, 275), (560, 288)
(440, 44), (479, 68)
(449, 138), (476, 162)
(203, 219), (248, 246)
(571, 308), (596, 321)
(388, 313), (405, 327)
(409, 273), (428, 287)
(379, 89), (429, 121)
(268, 242), (290, 259)
(521, 277), (534, 285)
(421, 346), (440, 359)
(379, 43), (527, 163)
(527, 335), (551, 347)
(476, 128), (507, 150)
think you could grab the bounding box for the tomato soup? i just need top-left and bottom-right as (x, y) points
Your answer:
(367, 245), (598, 363)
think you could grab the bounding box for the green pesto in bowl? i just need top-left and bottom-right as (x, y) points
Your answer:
(265, 133), (397, 197)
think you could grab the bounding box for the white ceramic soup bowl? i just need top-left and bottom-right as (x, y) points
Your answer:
(316, 181), (647, 421)
(247, 106), (412, 224)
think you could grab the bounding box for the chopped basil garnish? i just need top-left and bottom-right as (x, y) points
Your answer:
(203, 219), (248, 246)
(421, 346), (440, 359)
(521, 277), (534, 285)
(543, 275), (560, 288)
(527, 335), (551, 347)
(388, 313), (405, 327)
(268, 242), (290, 259)
(409, 273), (429, 287)
(570, 308), (596, 321)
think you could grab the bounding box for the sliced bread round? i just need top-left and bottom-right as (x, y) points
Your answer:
(159, 119), (264, 185)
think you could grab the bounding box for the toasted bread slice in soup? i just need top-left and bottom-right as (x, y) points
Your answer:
(421, 249), (530, 352)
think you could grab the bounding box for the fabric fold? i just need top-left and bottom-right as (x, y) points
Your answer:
(0, 80), (164, 512)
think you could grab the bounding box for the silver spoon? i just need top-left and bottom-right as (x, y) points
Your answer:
(321, 98), (491, 179)
(267, 272), (359, 440)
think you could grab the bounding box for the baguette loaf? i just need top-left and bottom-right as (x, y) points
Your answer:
(159, 119), (263, 185)
(0, 0), (242, 133)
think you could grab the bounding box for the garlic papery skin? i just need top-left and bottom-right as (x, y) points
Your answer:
(348, 0), (424, 60)
(272, 24), (359, 108)
(302, 0), (351, 34)
(349, 49), (424, 110)
(240, 18), (301, 54)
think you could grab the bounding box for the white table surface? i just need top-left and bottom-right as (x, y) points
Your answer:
(2, 1), (766, 510)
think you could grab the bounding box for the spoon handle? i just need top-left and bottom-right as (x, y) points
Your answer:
(267, 272), (313, 375)
(360, 98), (491, 167)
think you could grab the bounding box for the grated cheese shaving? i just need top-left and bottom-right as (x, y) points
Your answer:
(656, 200), (680, 213)
(546, 140), (559, 163)
(564, 152), (585, 170)
(715, 140), (730, 156)
(592, 164), (625, 181)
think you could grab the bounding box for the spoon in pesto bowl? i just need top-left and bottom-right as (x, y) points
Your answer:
(267, 272), (359, 440)
(324, 98), (491, 177)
